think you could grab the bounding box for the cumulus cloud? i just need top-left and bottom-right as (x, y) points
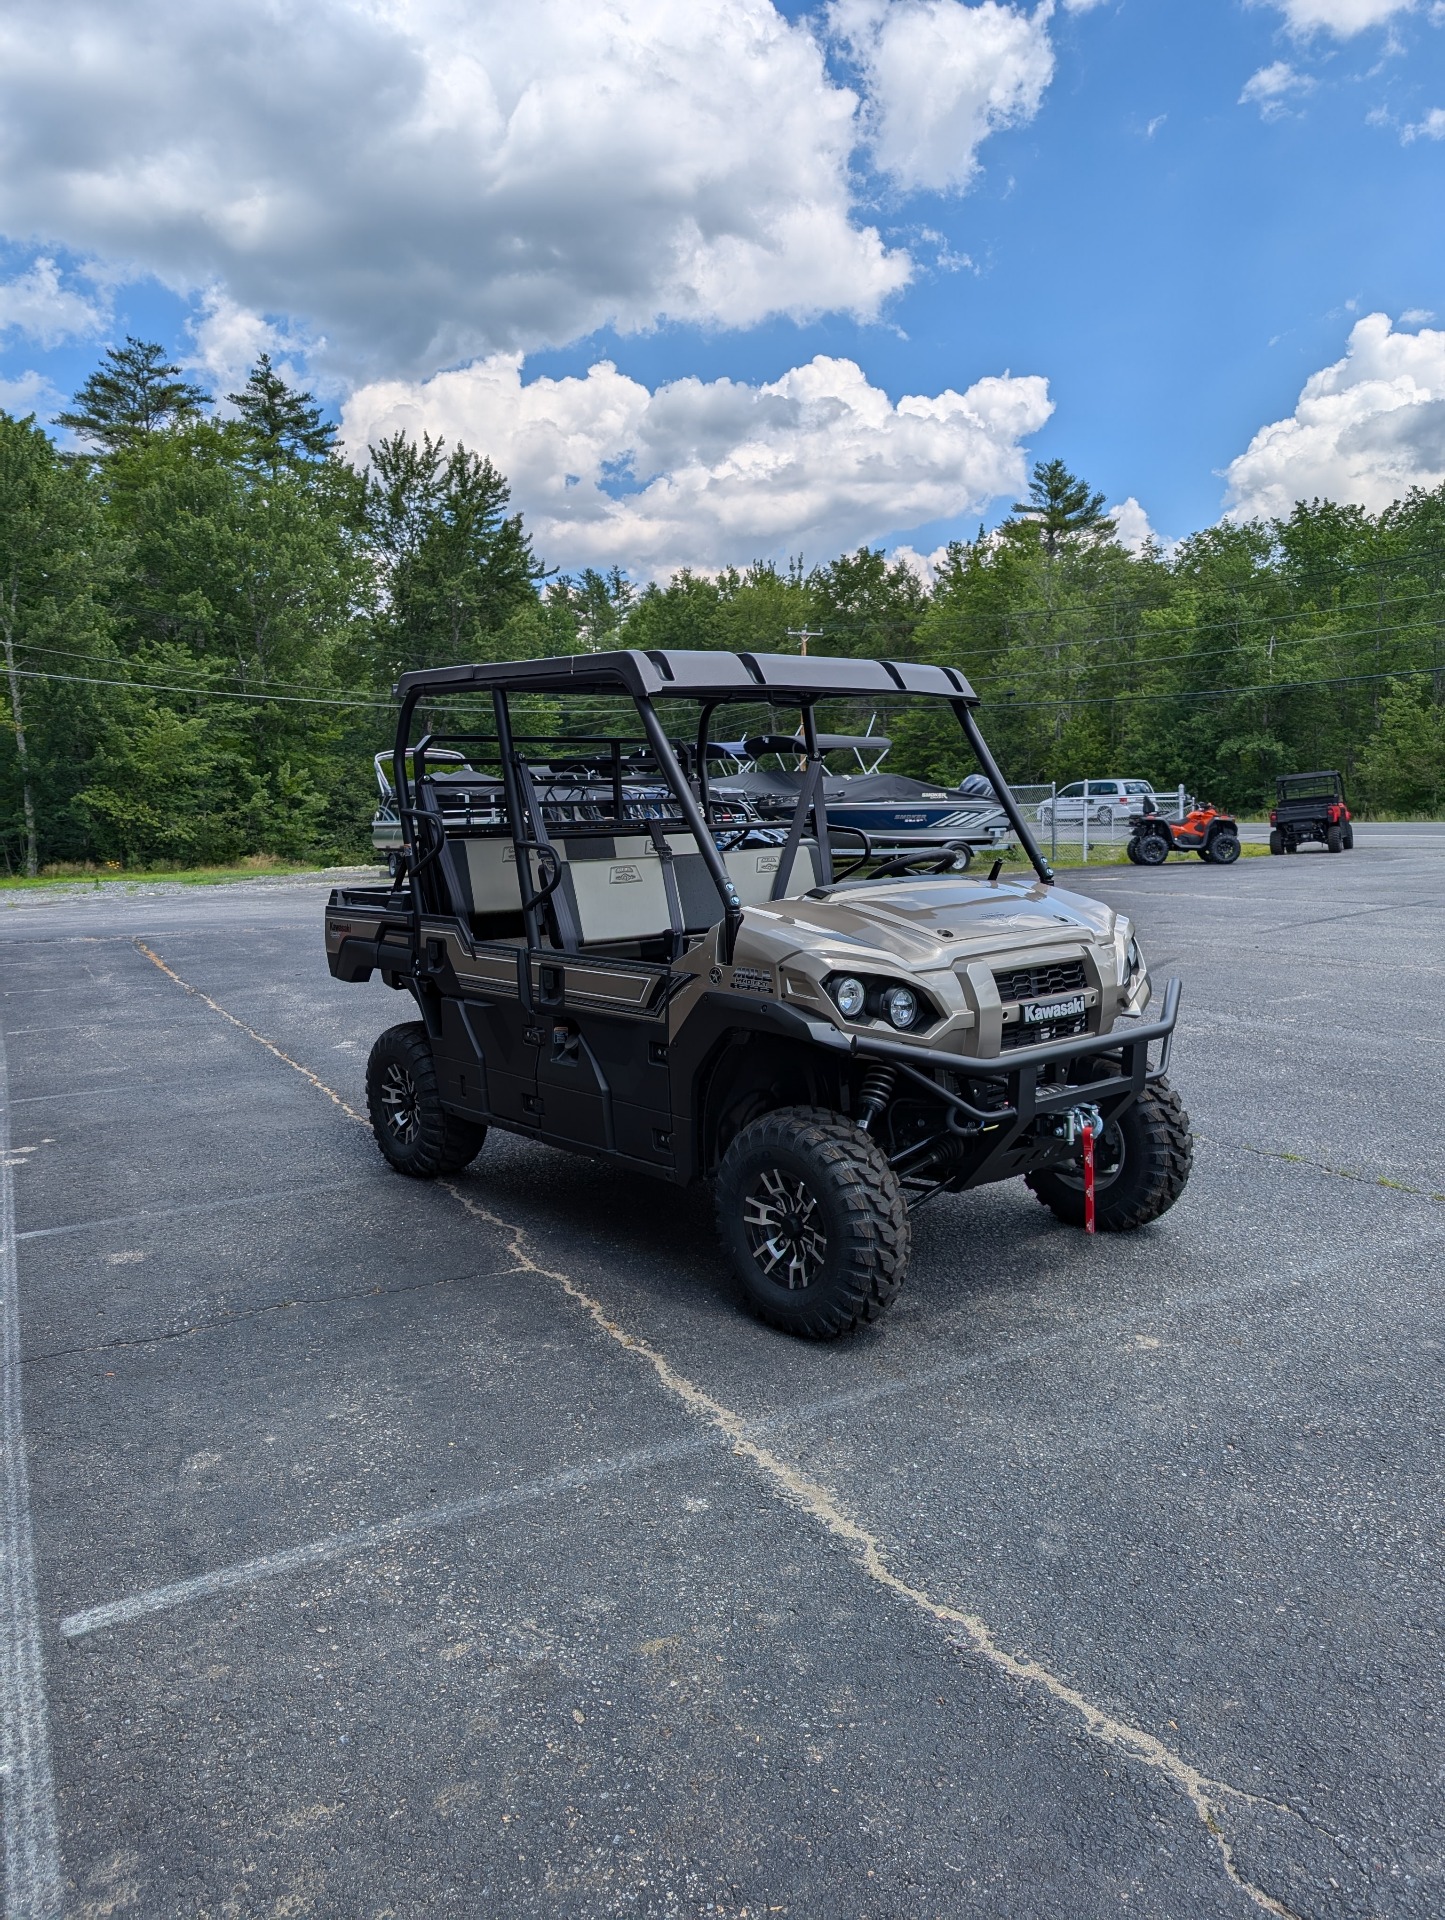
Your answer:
(831, 0), (1055, 191)
(341, 352), (1051, 577)
(0, 0), (929, 380)
(1107, 496), (1159, 553)
(1223, 312), (1445, 519)
(1239, 62), (1315, 116)
(1259, 0), (1416, 33)
(0, 369), (63, 417)
(0, 257), (107, 348)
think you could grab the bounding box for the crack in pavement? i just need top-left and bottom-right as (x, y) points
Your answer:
(1198, 1133), (1445, 1205)
(130, 935), (1308, 1919)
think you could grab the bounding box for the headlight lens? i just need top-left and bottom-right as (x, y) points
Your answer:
(833, 976), (866, 1018)
(883, 986), (918, 1029)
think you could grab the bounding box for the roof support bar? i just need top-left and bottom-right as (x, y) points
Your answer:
(953, 700), (1054, 886)
(634, 695), (742, 962)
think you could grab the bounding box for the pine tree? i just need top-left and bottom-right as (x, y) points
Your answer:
(227, 353), (336, 467)
(1003, 459), (1115, 556)
(55, 337), (209, 452)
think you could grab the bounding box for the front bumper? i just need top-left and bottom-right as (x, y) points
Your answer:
(808, 975), (1182, 1136)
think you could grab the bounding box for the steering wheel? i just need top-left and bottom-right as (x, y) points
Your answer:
(868, 844), (963, 879)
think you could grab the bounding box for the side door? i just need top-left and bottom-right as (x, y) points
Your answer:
(1086, 780), (1121, 821)
(533, 954), (678, 1169)
(1054, 781), (1086, 822)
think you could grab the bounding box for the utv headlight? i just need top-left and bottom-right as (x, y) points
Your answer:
(883, 986), (918, 1030)
(833, 976), (867, 1018)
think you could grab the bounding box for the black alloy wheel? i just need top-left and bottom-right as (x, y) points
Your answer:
(365, 1023), (488, 1178)
(1208, 831), (1241, 864)
(1136, 832), (1170, 865)
(715, 1106), (909, 1338)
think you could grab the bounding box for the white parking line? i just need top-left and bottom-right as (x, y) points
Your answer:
(0, 1028), (64, 1919)
(59, 1431), (715, 1640)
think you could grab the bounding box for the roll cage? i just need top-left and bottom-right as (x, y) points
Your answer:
(388, 649), (1054, 967)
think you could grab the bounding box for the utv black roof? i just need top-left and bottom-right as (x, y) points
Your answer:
(395, 649), (977, 704)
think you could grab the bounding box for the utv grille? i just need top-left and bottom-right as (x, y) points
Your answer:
(992, 959), (1087, 1003)
(999, 1008), (1089, 1050)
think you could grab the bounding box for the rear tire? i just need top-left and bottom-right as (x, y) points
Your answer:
(715, 1106), (910, 1339)
(1269, 831), (1283, 855)
(1343, 823), (1354, 849)
(1125, 840), (1144, 864)
(1026, 1080), (1192, 1231)
(1326, 825), (1344, 853)
(1136, 832), (1169, 866)
(365, 1023), (488, 1178)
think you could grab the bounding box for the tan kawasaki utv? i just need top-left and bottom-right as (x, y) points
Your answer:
(326, 650), (1190, 1338)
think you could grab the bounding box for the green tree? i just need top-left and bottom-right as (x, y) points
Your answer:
(365, 433), (542, 675)
(227, 353), (337, 469)
(1001, 459), (1115, 557)
(55, 337), (210, 453)
(0, 413), (122, 873)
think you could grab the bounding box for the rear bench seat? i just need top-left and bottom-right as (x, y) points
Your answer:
(436, 831), (823, 949)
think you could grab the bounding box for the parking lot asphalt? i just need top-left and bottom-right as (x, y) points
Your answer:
(1, 823), (1441, 1919)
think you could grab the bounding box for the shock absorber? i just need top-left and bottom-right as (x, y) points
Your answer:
(857, 1063), (896, 1132)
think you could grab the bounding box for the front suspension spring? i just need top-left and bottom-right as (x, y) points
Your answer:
(857, 1064), (897, 1132)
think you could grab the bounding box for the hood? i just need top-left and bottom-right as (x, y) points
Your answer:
(746, 875), (1114, 966)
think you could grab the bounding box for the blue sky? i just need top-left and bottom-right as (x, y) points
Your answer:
(1, 0), (1442, 573)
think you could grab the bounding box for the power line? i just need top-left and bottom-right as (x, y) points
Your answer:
(10, 668), (394, 711)
(965, 612), (1444, 687)
(990, 664), (1442, 711)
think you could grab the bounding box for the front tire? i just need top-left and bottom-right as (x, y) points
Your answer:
(1026, 1080), (1193, 1231)
(715, 1107), (910, 1339)
(365, 1023), (487, 1178)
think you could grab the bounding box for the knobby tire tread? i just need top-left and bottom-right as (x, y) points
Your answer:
(716, 1105), (910, 1340)
(1027, 1079), (1192, 1232)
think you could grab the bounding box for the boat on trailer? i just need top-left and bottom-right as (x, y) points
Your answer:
(710, 734), (1013, 869)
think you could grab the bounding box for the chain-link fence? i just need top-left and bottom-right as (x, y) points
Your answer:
(1004, 783), (1194, 867)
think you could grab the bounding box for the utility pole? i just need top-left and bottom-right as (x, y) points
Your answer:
(1, 584), (37, 877)
(785, 628), (824, 656)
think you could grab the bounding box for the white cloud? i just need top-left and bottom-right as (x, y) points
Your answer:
(1262, 0), (1417, 32)
(1107, 496), (1159, 553)
(1402, 106), (1445, 139)
(829, 0), (1055, 191)
(0, 0), (928, 379)
(341, 352), (1052, 577)
(0, 368), (63, 417)
(0, 256), (107, 348)
(186, 291), (325, 400)
(890, 542), (953, 583)
(1239, 62), (1315, 116)
(1223, 312), (1445, 519)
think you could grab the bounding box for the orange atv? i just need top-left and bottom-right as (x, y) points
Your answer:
(1127, 802), (1241, 866)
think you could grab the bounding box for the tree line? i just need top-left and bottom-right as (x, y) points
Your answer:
(2, 338), (1442, 875)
